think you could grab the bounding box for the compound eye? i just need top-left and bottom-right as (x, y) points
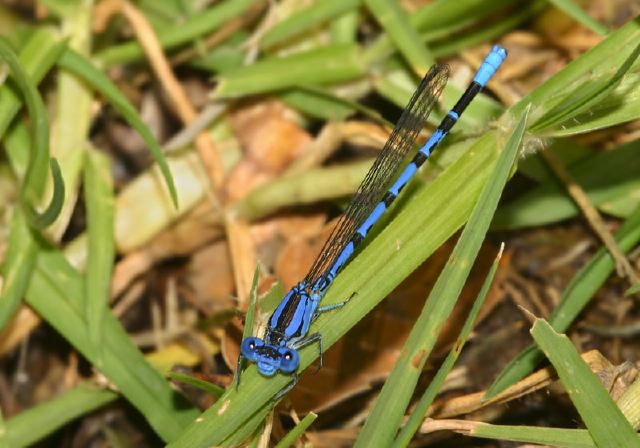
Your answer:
(240, 337), (263, 362)
(278, 348), (299, 373)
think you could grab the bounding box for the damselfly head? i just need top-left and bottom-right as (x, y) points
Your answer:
(241, 336), (300, 376)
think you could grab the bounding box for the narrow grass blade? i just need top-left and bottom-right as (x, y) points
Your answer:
(531, 43), (640, 133)
(95, 0), (254, 67)
(242, 266), (261, 341)
(235, 266), (261, 386)
(0, 36), (65, 228)
(167, 371), (225, 398)
(460, 422), (628, 447)
(26, 246), (199, 442)
(330, 9), (359, 44)
(507, 18), (640, 121)
(214, 44), (366, 98)
(3, 383), (117, 447)
(59, 49), (179, 208)
(393, 245), (504, 447)
(364, 0), (433, 73)
(363, 0), (519, 67)
(83, 149), (115, 361)
(260, 0), (361, 48)
(486, 205), (640, 399)
(626, 282), (640, 296)
(530, 319), (638, 446)
(279, 88), (359, 120)
(354, 107), (530, 447)
(273, 412), (317, 448)
(0, 208), (37, 329)
(494, 138), (640, 229)
(0, 28), (64, 140)
(547, 0), (609, 36)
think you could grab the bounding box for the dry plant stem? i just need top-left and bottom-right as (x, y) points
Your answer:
(169, 0), (268, 66)
(430, 350), (609, 419)
(541, 149), (640, 284)
(224, 212), (256, 306)
(257, 410), (275, 448)
(101, 0), (225, 190)
(163, 103), (226, 152)
(99, 0), (259, 305)
(421, 418), (475, 434)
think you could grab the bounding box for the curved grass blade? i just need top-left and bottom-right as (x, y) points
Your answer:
(0, 37), (65, 228)
(0, 29), (65, 140)
(26, 246), (199, 441)
(3, 383), (117, 447)
(58, 49), (179, 208)
(353, 105), (529, 447)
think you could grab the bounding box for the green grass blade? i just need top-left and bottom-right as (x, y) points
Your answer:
(3, 383), (117, 447)
(530, 319), (638, 446)
(544, 72), (640, 137)
(26, 159), (65, 229)
(363, 0), (520, 66)
(508, 17), (640, 120)
(463, 422), (626, 447)
(214, 44), (366, 98)
(494, 138), (640, 229)
(0, 28), (63, 140)
(273, 413), (318, 448)
(235, 266), (261, 387)
(354, 106), (529, 447)
(219, 405), (272, 448)
(167, 371), (225, 398)
(95, 0), (254, 67)
(393, 245), (504, 448)
(242, 266), (261, 342)
(330, 9), (359, 44)
(83, 149), (115, 360)
(0, 36), (65, 228)
(547, 0), (609, 36)
(260, 0), (361, 48)
(279, 88), (359, 120)
(232, 160), (371, 220)
(0, 208), (37, 330)
(363, 0), (433, 73)
(531, 43), (640, 133)
(485, 205), (640, 399)
(58, 49), (179, 208)
(626, 282), (640, 296)
(26, 246), (199, 442)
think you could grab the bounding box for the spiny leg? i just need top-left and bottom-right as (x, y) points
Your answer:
(273, 372), (298, 401)
(234, 354), (244, 390)
(312, 291), (357, 322)
(292, 332), (323, 372)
